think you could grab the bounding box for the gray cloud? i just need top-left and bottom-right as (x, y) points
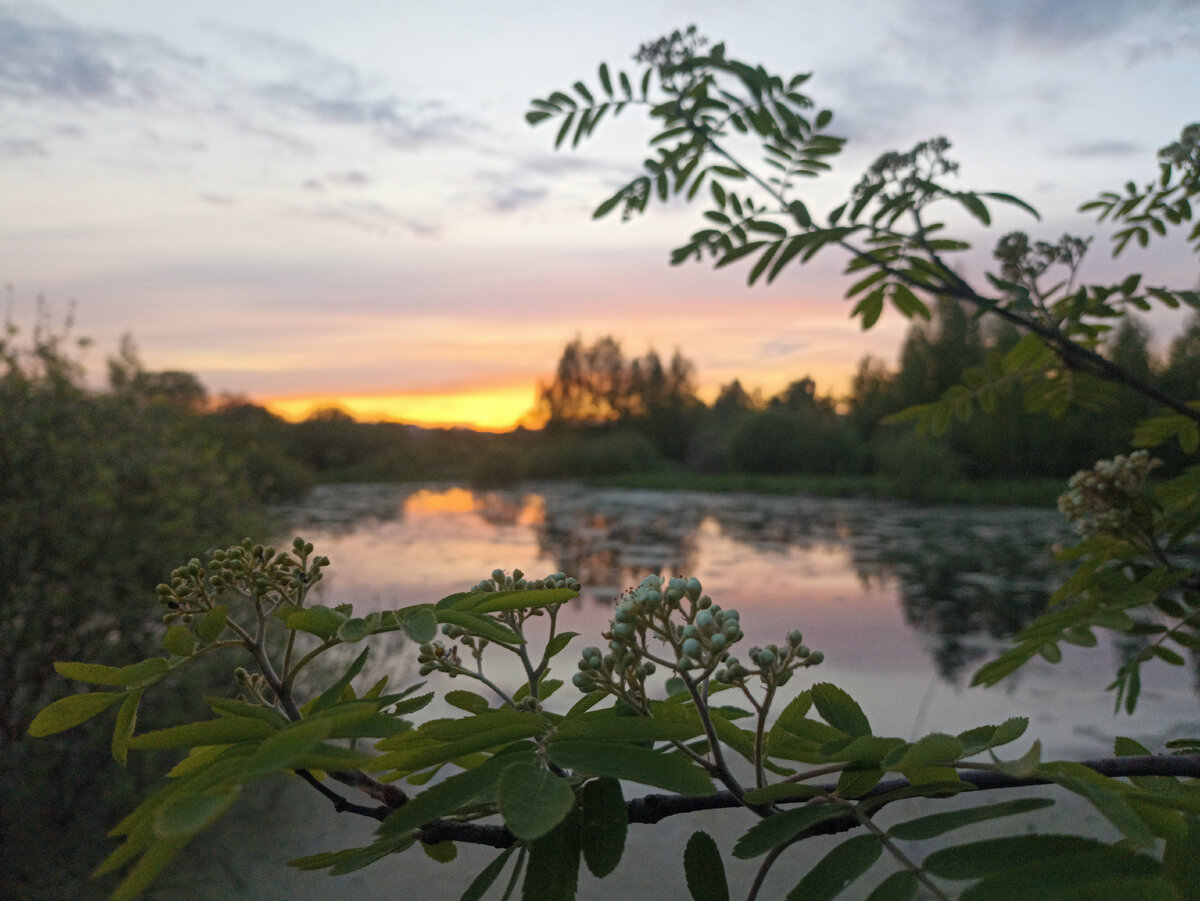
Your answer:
(469, 153), (637, 214)
(915, 0), (1197, 50)
(0, 4), (197, 104)
(302, 170), (373, 192)
(207, 22), (483, 149)
(0, 137), (47, 158)
(1060, 140), (1143, 158)
(488, 185), (549, 213)
(0, 5), (481, 164)
(285, 199), (439, 237)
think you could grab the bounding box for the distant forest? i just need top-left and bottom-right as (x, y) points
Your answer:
(11, 299), (1200, 508)
(194, 297), (1194, 495)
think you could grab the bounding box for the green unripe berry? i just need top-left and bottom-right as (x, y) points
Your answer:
(808, 651), (824, 665)
(491, 568), (506, 584)
(686, 578), (702, 601)
(682, 637), (701, 658)
(709, 634), (727, 651)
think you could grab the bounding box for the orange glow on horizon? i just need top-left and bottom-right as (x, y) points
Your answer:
(263, 383), (545, 432)
(258, 359), (859, 432)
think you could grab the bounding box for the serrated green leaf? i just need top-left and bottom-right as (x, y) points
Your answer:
(336, 617), (370, 643)
(785, 834), (882, 901)
(28, 691), (124, 737)
(309, 647), (370, 715)
(924, 834), (1102, 879)
(445, 690), (490, 714)
(498, 763), (575, 840)
(551, 707), (703, 743)
(889, 798), (1054, 841)
(581, 777), (626, 878)
(523, 806), (581, 901)
(287, 604), (345, 639)
(163, 625), (196, 657)
(467, 586), (577, 614)
(864, 871), (918, 901)
(152, 785), (241, 839)
(733, 805), (847, 858)
(547, 741), (714, 796)
(811, 683), (871, 736)
(401, 607), (437, 643)
(109, 837), (190, 901)
(126, 716), (276, 750)
(112, 689), (143, 765)
(54, 658), (170, 688)
(247, 717), (332, 773)
(461, 847), (517, 901)
(544, 631), (579, 660)
(195, 605), (228, 642)
(436, 609), (523, 645)
(685, 831), (730, 901)
(379, 746), (535, 836)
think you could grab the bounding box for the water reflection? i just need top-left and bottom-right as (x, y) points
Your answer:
(281, 483), (1074, 686)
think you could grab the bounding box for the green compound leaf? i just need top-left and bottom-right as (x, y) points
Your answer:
(497, 763), (575, 841)
(810, 682), (871, 736)
(581, 777), (626, 878)
(28, 691), (124, 737)
(151, 784), (241, 839)
(523, 806), (581, 901)
(889, 797), (1055, 841)
(547, 741), (715, 796)
(685, 830), (730, 901)
(734, 805), (848, 859)
(785, 834), (882, 901)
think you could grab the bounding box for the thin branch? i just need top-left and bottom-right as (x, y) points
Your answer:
(390, 753), (1200, 848)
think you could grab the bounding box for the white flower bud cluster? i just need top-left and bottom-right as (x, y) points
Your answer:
(1057, 450), (1160, 538)
(470, 567), (580, 594)
(573, 573), (822, 698)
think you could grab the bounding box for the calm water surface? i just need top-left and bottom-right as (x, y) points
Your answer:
(158, 482), (1200, 901)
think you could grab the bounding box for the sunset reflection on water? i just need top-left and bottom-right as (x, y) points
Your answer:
(277, 482), (1200, 754)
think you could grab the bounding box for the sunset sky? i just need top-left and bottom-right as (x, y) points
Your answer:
(3, 1), (1199, 429)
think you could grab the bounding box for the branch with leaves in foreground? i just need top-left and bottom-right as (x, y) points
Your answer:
(29, 537), (1200, 901)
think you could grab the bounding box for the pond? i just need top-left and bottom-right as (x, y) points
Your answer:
(152, 482), (1200, 901)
